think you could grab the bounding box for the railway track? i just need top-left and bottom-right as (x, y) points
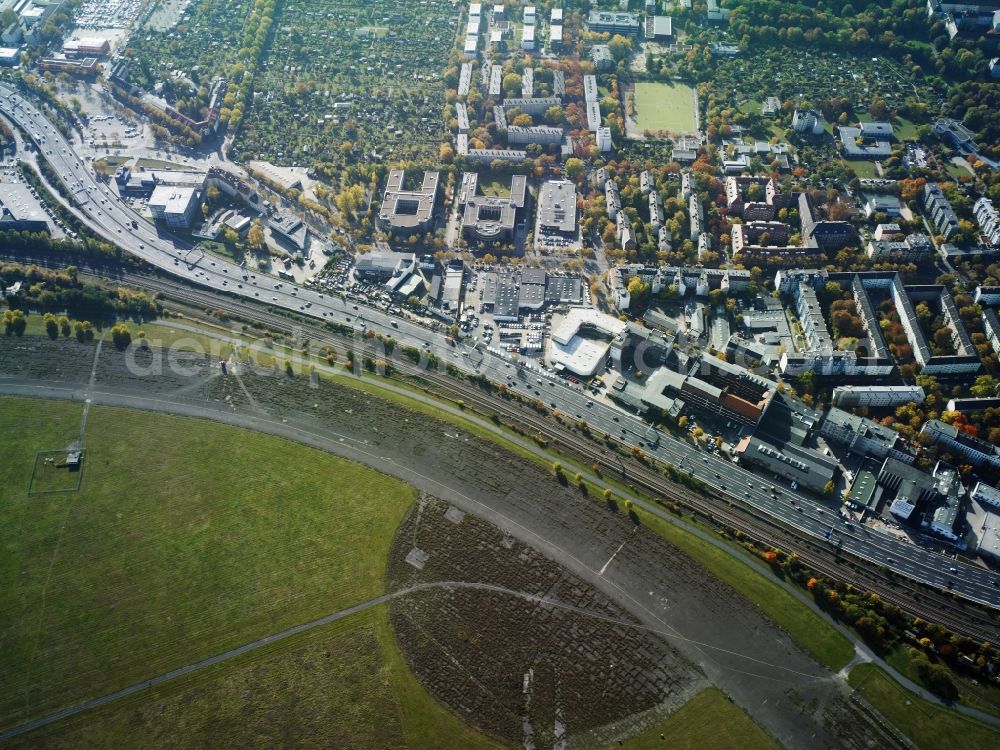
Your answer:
(13, 257), (1000, 641)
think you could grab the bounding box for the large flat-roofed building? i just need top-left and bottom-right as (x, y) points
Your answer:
(839, 123), (893, 158)
(587, 10), (642, 36)
(537, 179), (577, 236)
(975, 507), (1000, 562)
(378, 170), (439, 235)
(354, 250), (416, 281)
(946, 396), (1000, 414)
(645, 15), (673, 40)
(148, 185), (202, 229)
(459, 172), (529, 246)
(549, 24), (563, 48)
(115, 167), (206, 197)
(683, 355), (777, 426)
(819, 407), (914, 462)
(597, 127), (613, 152)
(592, 44), (614, 71)
(550, 307), (628, 376)
(583, 74), (598, 103)
(736, 435), (837, 494)
(971, 481), (1000, 509)
(521, 24), (535, 50)
(62, 37), (110, 57)
(0, 182), (51, 233)
(38, 56), (99, 77)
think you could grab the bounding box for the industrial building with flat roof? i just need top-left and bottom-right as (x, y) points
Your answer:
(0, 182), (51, 233)
(550, 307), (628, 376)
(378, 170), (440, 235)
(736, 434), (838, 494)
(537, 179), (577, 236)
(354, 250), (416, 281)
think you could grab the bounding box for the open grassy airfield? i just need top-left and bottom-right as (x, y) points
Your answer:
(4, 385), (999, 748)
(0, 397), (414, 735)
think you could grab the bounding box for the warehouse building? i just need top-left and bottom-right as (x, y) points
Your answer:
(537, 179), (577, 237)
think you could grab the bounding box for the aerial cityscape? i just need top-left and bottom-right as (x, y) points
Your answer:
(1, 0), (1000, 747)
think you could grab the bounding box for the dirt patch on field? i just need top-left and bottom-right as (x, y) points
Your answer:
(387, 496), (704, 749)
(0, 338), (97, 382)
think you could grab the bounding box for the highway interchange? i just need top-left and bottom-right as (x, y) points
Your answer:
(2, 84), (999, 609)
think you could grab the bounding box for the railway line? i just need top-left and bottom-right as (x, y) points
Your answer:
(84, 264), (1000, 644)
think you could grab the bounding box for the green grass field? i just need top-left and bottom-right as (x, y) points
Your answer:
(848, 664), (1000, 750)
(847, 159), (880, 179)
(0, 397), (415, 732)
(10, 607), (505, 750)
(610, 687), (780, 750)
(633, 82), (696, 133)
(478, 177), (512, 198)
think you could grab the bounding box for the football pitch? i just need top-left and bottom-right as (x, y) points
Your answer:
(633, 82), (697, 133)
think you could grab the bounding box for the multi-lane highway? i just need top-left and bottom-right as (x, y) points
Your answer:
(2, 84), (999, 609)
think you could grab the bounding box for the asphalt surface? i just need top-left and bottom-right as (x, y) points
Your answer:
(1, 85), (998, 608)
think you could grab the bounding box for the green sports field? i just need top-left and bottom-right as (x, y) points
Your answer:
(633, 82), (697, 133)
